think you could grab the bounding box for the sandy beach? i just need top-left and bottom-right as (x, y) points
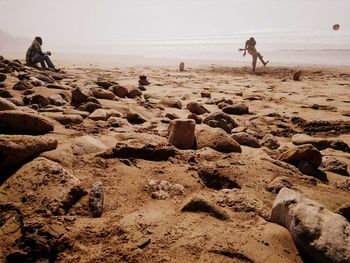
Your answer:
(0, 55), (350, 262)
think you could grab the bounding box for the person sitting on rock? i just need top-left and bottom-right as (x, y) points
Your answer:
(242, 37), (269, 72)
(26, 36), (57, 71)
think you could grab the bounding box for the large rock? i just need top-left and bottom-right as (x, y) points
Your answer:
(278, 144), (322, 168)
(196, 128), (242, 153)
(109, 85), (128, 98)
(77, 101), (102, 113)
(0, 73), (6, 82)
(0, 97), (18, 111)
(222, 104), (249, 115)
(71, 87), (93, 105)
(0, 110), (54, 134)
(271, 188), (350, 263)
(231, 132), (260, 148)
(320, 156), (349, 176)
(168, 119), (196, 150)
(203, 112), (238, 133)
(0, 135), (58, 171)
(186, 101), (209, 115)
(0, 157), (86, 215)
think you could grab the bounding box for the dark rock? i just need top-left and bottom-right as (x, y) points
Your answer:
(99, 144), (177, 161)
(0, 89), (13, 98)
(266, 177), (293, 193)
(222, 104), (249, 115)
(201, 92), (211, 98)
(12, 80), (34, 91)
(96, 81), (113, 89)
(139, 75), (150, 86)
(92, 88), (115, 100)
(293, 70), (302, 81)
(297, 160), (327, 181)
(165, 113), (180, 120)
(0, 73), (6, 82)
(71, 87), (93, 105)
(43, 113), (83, 125)
(187, 101), (209, 115)
(127, 111), (146, 124)
(203, 112), (238, 133)
(278, 144), (322, 168)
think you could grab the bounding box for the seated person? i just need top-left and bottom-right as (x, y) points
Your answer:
(26, 36), (56, 70)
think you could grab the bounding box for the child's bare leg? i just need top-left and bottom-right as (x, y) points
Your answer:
(257, 53), (269, 66)
(252, 56), (257, 72)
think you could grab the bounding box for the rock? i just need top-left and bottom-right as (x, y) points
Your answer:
(145, 180), (185, 199)
(0, 73), (6, 82)
(320, 156), (349, 176)
(203, 112), (238, 133)
(187, 101), (209, 115)
(0, 135), (58, 171)
(127, 88), (142, 98)
(292, 70), (302, 81)
(181, 197), (229, 220)
(292, 134), (349, 152)
(201, 92), (211, 98)
(168, 119), (196, 150)
(138, 84), (146, 91)
(165, 113), (180, 120)
(139, 75), (150, 86)
(63, 109), (90, 118)
(271, 188), (350, 263)
(89, 108), (121, 121)
(6, 98), (24, 106)
(0, 97), (18, 111)
(38, 105), (64, 113)
(12, 80), (34, 90)
(108, 116), (121, 127)
(99, 144), (176, 161)
(34, 73), (55, 83)
(222, 104), (249, 115)
(77, 102), (102, 113)
(89, 182), (104, 218)
(42, 113), (83, 125)
(126, 111), (147, 124)
(278, 144), (322, 168)
(49, 94), (67, 106)
(297, 160), (327, 181)
(71, 87), (93, 105)
(1, 157), (86, 215)
(159, 99), (182, 109)
(27, 94), (50, 107)
(0, 89), (13, 98)
(196, 128), (242, 153)
(187, 113), (201, 124)
(109, 85), (128, 98)
(0, 110), (54, 134)
(92, 88), (116, 100)
(261, 134), (280, 150)
(335, 203), (350, 222)
(96, 81), (114, 89)
(231, 132), (260, 148)
(179, 62), (185, 72)
(266, 176), (293, 193)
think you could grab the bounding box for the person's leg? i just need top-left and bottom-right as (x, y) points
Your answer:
(32, 54), (47, 68)
(43, 55), (55, 69)
(252, 56), (257, 72)
(257, 52), (269, 66)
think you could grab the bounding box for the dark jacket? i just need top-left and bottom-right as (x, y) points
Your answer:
(26, 39), (44, 64)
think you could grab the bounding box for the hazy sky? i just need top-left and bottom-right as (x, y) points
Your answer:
(0, 0), (349, 48)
